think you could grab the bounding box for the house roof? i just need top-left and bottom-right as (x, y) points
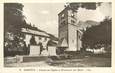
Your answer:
(21, 28), (50, 37)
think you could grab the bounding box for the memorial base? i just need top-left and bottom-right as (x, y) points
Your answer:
(23, 55), (48, 62)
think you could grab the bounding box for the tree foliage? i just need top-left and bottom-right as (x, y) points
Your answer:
(82, 18), (111, 48)
(4, 3), (27, 57)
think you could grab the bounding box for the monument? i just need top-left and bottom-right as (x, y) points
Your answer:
(29, 45), (40, 56)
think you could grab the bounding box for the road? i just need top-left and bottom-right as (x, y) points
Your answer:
(4, 56), (111, 67)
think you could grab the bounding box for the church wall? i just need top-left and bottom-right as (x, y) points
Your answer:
(68, 24), (77, 51)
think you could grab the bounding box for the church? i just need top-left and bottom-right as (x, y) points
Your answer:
(58, 3), (83, 52)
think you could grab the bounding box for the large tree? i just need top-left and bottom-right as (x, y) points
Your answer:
(82, 18), (111, 48)
(4, 3), (25, 33)
(4, 3), (27, 56)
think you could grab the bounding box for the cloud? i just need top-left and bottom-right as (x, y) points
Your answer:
(77, 2), (111, 22)
(77, 7), (105, 22)
(97, 2), (112, 18)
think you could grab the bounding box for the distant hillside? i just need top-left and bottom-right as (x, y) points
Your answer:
(77, 20), (99, 30)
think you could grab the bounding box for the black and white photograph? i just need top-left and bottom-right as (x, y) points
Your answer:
(4, 2), (112, 67)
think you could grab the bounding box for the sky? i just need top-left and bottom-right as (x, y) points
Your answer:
(23, 2), (111, 37)
(77, 2), (112, 22)
(23, 3), (64, 37)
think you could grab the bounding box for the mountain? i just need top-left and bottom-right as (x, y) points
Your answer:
(85, 20), (100, 26)
(77, 20), (99, 30)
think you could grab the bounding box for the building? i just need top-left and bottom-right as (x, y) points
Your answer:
(58, 3), (83, 52)
(21, 27), (50, 47)
(21, 25), (59, 56)
(4, 3), (58, 57)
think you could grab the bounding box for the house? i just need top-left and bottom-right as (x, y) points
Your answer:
(21, 25), (58, 56)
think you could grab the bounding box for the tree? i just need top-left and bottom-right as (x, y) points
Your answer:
(82, 18), (111, 49)
(4, 3), (26, 57)
(4, 3), (25, 33)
